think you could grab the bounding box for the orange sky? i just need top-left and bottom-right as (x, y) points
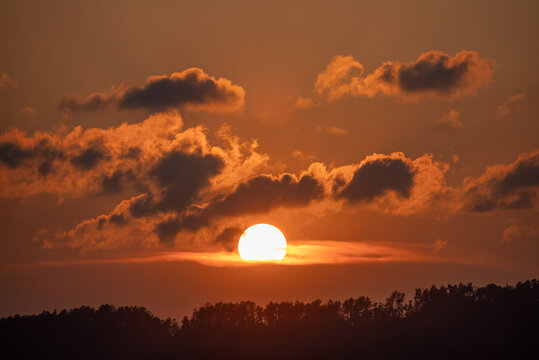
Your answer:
(1, 0), (538, 318)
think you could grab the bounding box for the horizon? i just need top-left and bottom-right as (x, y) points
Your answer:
(2, 277), (533, 320)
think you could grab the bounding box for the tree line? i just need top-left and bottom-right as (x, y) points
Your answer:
(1, 280), (537, 359)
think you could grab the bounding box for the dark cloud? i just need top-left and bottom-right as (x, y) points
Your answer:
(37, 159), (55, 176)
(466, 150), (539, 212)
(121, 147), (142, 159)
(108, 213), (127, 225)
(0, 140), (63, 174)
(299, 50), (492, 106)
(128, 194), (156, 218)
(101, 171), (124, 193)
(59, 68), (245, 115)
(97, 213), (128, 230)
(397, 52), (472, 93)
(151, 151), (224, 212)
(0, 112), (269, 251)
(119, 70), (238, 111)
(496, 155), (539, 195)
(208, 174), (324, 216)
(337, 157), (415, 202)
(0, 142), (33, 168)
(58, 93), (108, 113)
(97, 216), (107, 230)
(126, 150), (223, 240)
(214, 227), (243, 252)
(1, 109), (453, 252)
(154, 217), (182, 244)
(70, 148), (106, 170)
(179, 173), (325, 232)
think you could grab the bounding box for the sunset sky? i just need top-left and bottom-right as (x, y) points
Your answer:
(1, 0), (538, 319)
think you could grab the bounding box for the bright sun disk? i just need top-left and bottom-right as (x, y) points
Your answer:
(238, 224), (287, 261)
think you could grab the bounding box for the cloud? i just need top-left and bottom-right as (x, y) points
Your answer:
(0, 111), (267, 201)
(0, 113), (267, 251)
(283, 240), (438, 265)
(0, 73), (17, 89)
(177, 173), (326, 235)
(0, 141), (35, 168)
(26, 240), (443, 268)
(502, 222), (538, 243)
(70, 147), (107, 170)
(59, 68), (245, 115)
(214, 227), (243, 252)
(28, 144), (539, 253)
(37, 150), (454, 252)
(496, 94), (527, 118)
(3, 120), (455, 253)
(153, 217), (183, 244)
(464, 149), (539, 212)
(205, 173), (325, 216)
(149, 151), (223, 213)
(433, 238), (448, 253)
(291, 150), (316, 161)
(298, 50), (492, 106)
(0, 137), (64, 175)
(331, 152), (455, 215)
(336, 155), (415, 202)
(12, 107), (535, 253)
(315, 125), (348, 135)
(21, 107), (37, 118)
(43, 150), (445, 252)
(434, 109), (463, 130)
(295, 96), (314, 109)
(0, 112), (178, 197)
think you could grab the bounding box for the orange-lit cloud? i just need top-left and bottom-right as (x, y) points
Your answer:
(39, 150), (456, 252)
(59, 68), (245, 115)
(433, 238), (448, 253)
(0, 112), (270, 251)
(328, 152), (455, 215)
(496, 93), (527, 119)
(463, 149), (539, 212)
(502, 221), (538, 243)
(0, 73), (17, 89)
(0, 112), (267, 199)
(2, 105), (536, 254)
(314, 125), (348, 136)
(21, 106), (37, 118)
(299, 50), (492, 106)
(283, 240), (435, 265)
(434, 109), (463, 130)
(291, 150), (316, 161)
(14, 240), (450, 269)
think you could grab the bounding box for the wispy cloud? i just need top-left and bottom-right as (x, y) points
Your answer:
(434, 109), (463, 130)
(0, 73), (17, 89)
(7, 240), (453, 269)
(315, 125), (348, 135)
(496, 94), (527, 119)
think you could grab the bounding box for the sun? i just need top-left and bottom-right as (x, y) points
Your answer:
(238, 224), (287, 261)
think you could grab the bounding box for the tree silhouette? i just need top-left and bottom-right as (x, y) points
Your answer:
(1, 280), (537, 359)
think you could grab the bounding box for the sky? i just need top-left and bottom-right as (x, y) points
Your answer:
(1, 0), (538, 319)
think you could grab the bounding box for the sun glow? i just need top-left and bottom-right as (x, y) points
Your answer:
(238, 224), (287, 261)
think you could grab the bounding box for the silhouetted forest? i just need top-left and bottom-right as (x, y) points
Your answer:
(1, 280), (538, 359)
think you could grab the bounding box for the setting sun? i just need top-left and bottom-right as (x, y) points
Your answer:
(238, 224), (287, 261)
